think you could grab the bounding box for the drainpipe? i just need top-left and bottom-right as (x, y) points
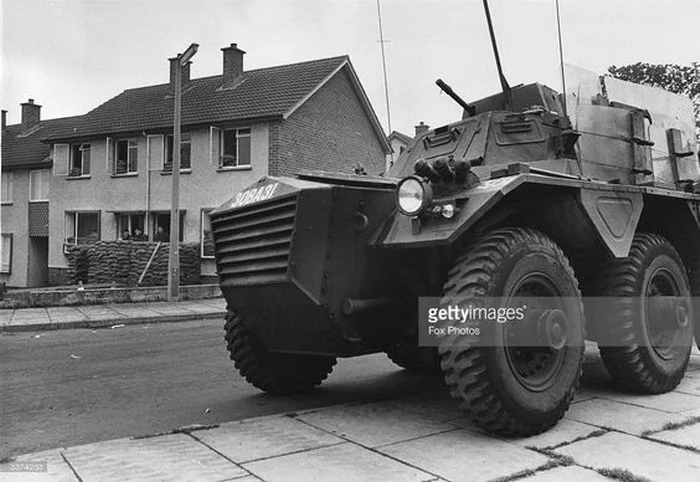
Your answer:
(145, 133), (151, 239)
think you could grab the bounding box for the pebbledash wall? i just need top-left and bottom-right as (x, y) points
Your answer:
(1, 170), (31, 287)
(47, 125), (269, 284)
(270, 68), (385, 177)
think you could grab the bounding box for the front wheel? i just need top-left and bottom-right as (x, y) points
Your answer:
(224, 310), (337, 394)
(438, 228), (585, 436)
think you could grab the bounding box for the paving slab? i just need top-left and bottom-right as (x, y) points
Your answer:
(243, 442), (435, 482)
(378, 429), (550, 482)
(0, 449), (77, 482)
(564, 397), (687, 435)
(193, 416), (344, 463)
(598, 390), (700, 413)
(296, 400), (456, 448)
(381, 391), (464, 422)
(519, 465), (611, 482)
(6, 318), (50, 327)
(506, 419), (605, 449)
(555, 432), (700, 482)
(676, 375), (700, 396)
(108, 307), (161, 317)
(649, 422), (700, 450)
(61, 434), (247, 481)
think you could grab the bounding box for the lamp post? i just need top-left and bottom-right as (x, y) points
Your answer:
(168, 42), (199, 302)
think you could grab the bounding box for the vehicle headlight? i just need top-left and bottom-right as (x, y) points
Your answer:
(396, 176), (433, 216)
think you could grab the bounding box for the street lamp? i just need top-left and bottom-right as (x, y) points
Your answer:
(168, 42), (199, 302)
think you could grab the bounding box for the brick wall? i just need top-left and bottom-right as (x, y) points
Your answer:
(268, 121), (282, 175)
(271, 67), (387, 177)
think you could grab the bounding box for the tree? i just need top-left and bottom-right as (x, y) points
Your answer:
(608, 62), (699, 141)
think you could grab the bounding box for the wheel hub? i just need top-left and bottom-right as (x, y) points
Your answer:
(538, 309), (567, 350)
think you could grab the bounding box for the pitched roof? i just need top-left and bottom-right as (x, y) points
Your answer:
(2, 116), (81, 170)
(388, 130), (412, 145)
(44, 56), (354, 141)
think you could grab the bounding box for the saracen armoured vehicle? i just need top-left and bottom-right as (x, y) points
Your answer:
(210, 20), (700, 437)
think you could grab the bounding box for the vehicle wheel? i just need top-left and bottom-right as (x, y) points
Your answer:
(438, 228), (585, 436)
(595, 233), (693, 393)
(224, 309), (337, 394)
(692, 255), (700, 350)
(386, 342), (440, 373)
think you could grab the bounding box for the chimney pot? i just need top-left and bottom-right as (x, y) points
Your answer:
(221, 43), (246, 87)
(1, 110), (7, 131)
(414, 121), (429, 137)
(21, 99), (41, 130)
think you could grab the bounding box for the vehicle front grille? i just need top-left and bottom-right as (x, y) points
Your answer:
(212, 195), (297, 285)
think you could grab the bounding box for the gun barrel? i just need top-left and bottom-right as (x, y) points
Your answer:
(436, 79), (476, 116)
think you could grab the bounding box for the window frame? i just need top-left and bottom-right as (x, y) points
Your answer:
(1, 171), (13, 204)
(151, 211), (185, 242)
(200, 208), (215, 259)
(113, 139), (139, 175)
(164, 133), (192, 172)
(69, 143), (91, 177)
(1, 233), (12, 274)
(219, 127), (251, 169)
(29, 169), (50, 202)
(64, 211), (101, 251)
(115, 213), (146, 240)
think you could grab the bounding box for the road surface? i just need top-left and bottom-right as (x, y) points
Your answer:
(1, 318), (443, 459)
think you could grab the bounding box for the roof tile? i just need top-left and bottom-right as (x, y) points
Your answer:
(45, 56), (349, 141)
(2, 116), (81, 170)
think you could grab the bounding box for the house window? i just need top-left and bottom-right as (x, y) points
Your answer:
(29, 170), (50, 201)
(114, 139), (138, 175)
(151, 212), (185, 242)
(220, 128), (251, 168)
(1, 172), (12, 204)
(64, 211), (100, 247)
(69, 143), (91, 177)
(201, 209), (214, 258)
(1, 234), (11, 273)
(116, 213), (146, 240)
(164, 134), (191, 172)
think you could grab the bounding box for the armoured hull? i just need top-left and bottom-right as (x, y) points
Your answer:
(210, 174), (404, 356)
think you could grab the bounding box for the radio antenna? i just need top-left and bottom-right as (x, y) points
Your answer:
(482, 0), (513, 111)
(555, 0), (568, 116)
(376, 0), (392, 134)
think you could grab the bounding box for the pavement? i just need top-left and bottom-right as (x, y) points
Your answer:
(0, 298), (227, 332)
(2, 300), (700, 481)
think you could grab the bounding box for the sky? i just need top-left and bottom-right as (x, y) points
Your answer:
(2, 0), (699, 136)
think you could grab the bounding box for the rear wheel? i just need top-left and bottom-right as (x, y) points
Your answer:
(224, 309), (337, 394)
(691, 255), (700, 350)
(438, 228), (585, 436)
(595, 233), (693, 393)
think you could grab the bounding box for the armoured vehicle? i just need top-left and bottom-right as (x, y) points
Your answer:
(209, 7), (700, 436)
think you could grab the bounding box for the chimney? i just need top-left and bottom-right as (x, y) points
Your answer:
(21, 99), (41, 130)
(1, 110), (7, 131)
(221, 43), (245, 86)
(169, 56), (191, 89)
(414, 121), (429, 137)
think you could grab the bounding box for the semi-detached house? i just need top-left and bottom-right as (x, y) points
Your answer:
(3, 44), (390, 287)
(1, 103), (81, 288)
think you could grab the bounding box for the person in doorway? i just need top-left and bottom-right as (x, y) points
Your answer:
(154, 225), (169, 242)
(120, 229), (131, 241)
(132, 227), (147, 241)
